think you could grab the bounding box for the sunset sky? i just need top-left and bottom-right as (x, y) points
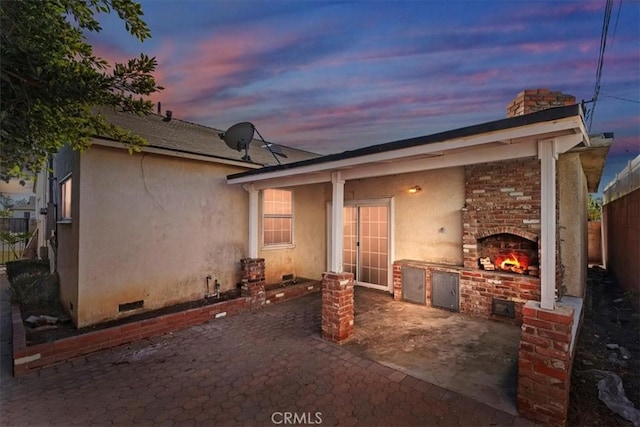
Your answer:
(92, 0), (639, 193)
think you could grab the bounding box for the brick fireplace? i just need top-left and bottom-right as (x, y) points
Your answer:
(393, 90), (580, 325)
(460, 157), (542, 323)
(393, 156), (549, 324)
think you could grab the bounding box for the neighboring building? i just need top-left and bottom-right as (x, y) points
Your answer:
(9, 196), (36, 219)
(42, 91), (611, 330)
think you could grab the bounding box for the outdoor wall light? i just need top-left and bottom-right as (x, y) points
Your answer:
(408, 185), (421, 194)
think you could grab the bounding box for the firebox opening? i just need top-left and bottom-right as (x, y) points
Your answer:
(477, 233), (538, 276)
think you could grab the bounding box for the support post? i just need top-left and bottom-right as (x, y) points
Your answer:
(321, 272), (354, 343)
(330, 172), (345, 273)
(240, 258), (265, 310)
(245, 184), (259, 259)
(538, 140), (557, 310)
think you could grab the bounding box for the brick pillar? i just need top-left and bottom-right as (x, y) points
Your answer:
(517, 301), (576, 426)
(240, 258), (265, 310)
(507, 89), (576, 118)
(321, 272), (354, 343)
(393, 263), (402, 301)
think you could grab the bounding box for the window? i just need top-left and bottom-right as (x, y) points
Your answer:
(60, 175), (72, 220)
(263, 189), (293, 247)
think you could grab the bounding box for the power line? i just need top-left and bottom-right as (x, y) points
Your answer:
(602, 95), (640, 104)
(610, 0), (623, 49)
(588, 0), (615, 133)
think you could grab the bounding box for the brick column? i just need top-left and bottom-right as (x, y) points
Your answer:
(240, 258), (265, 310)
(321, 272), (354, 344)
(393, 263), (402, 301)
(517, 301), (575, 426)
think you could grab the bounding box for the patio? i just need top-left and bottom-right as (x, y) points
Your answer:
(347, 287), (520, 415)
(2, 273), (526, 426)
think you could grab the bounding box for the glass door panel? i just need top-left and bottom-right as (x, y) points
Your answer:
(342, 206), (357, 277)
(358, 206), (389, 288)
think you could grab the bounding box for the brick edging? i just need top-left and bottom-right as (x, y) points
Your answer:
(265, 281), (321, 305)
(12, 281), (323, 377)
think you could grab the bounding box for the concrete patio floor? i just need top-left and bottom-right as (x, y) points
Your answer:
(346, 287), (521, 415)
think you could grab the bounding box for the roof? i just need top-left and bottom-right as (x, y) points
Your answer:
(228, 104), (583, 180)
(94, 109), (320, 167)
(571, 133), (613, 192)
(10, 196), (35, 211)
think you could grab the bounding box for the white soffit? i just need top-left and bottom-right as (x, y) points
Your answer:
(228, 115), (583, 188)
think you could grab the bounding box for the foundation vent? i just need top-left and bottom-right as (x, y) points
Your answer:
(119, 300), (144, 312)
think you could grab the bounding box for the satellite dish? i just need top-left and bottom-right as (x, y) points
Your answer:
(220, 122), (255, 161)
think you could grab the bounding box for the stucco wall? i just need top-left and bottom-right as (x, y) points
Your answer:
(259, 183), (329, 284)
(558, 153), (588, 297)
(53, 146), (80, 324)
(345, 168), (465, 266)
(76, 145), (250, 327)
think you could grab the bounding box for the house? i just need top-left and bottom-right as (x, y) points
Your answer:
(40, 91), (611, 328)
(8, 196), (36, 219)
(225, 88), (611, 425)
(40, 89), (610, 424)
(38, 109), (319, 328)
(229, 90), (610, 315)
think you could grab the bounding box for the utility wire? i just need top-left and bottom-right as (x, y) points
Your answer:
(588, 0), (614, 133)
(610, 0), (623, 50)
(603, 95), (640, 104)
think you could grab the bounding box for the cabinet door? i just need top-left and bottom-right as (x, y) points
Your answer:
(431, 271), (459, 312)
(402, 267), (426, 305)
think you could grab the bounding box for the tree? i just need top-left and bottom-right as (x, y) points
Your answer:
(0, 192), (14, 217)
(0, 0), (163, 182)
(588, 194), (602, 222)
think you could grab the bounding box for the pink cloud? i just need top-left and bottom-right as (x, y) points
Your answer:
(609, 136), (640, 155)
(520, 41), (567, 54)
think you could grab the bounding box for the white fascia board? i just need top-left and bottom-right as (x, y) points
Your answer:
(576, 111), (590, 147)
(92, 139), (262, 170)
(552, 133), (584, 154)
(250, 171), (333, 191)
(227, 116), (581, 186)
(342, 141), (538, 181)
(238, 138), (538, 188)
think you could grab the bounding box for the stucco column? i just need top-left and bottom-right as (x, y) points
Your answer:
(321, 272), (354, 343)
(538, 140), (557, 310)
(245, 184), (259, 259)
(330, 171), (345, 273)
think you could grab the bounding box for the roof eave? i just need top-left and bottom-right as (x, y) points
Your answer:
(228, 105), (585, 185)
(91, 138), (263, 170)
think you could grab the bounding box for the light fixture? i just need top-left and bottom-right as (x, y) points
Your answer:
(408, 185), (421, 194)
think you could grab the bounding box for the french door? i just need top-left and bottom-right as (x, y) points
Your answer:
(343, 202), (391, 291)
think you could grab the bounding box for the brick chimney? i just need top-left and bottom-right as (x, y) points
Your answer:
(506, 88), (576, 117)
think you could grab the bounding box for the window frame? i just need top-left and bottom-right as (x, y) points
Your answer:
(261, 188), (295, 250)
(59, 174), (72, 222)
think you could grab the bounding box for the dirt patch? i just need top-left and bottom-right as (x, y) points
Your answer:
(23, 288), (241, 345)
(568, 266), (639, 426)
(23, 279), (317, 345)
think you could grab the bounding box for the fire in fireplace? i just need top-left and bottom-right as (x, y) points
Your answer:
(477, 233), (539, 276)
